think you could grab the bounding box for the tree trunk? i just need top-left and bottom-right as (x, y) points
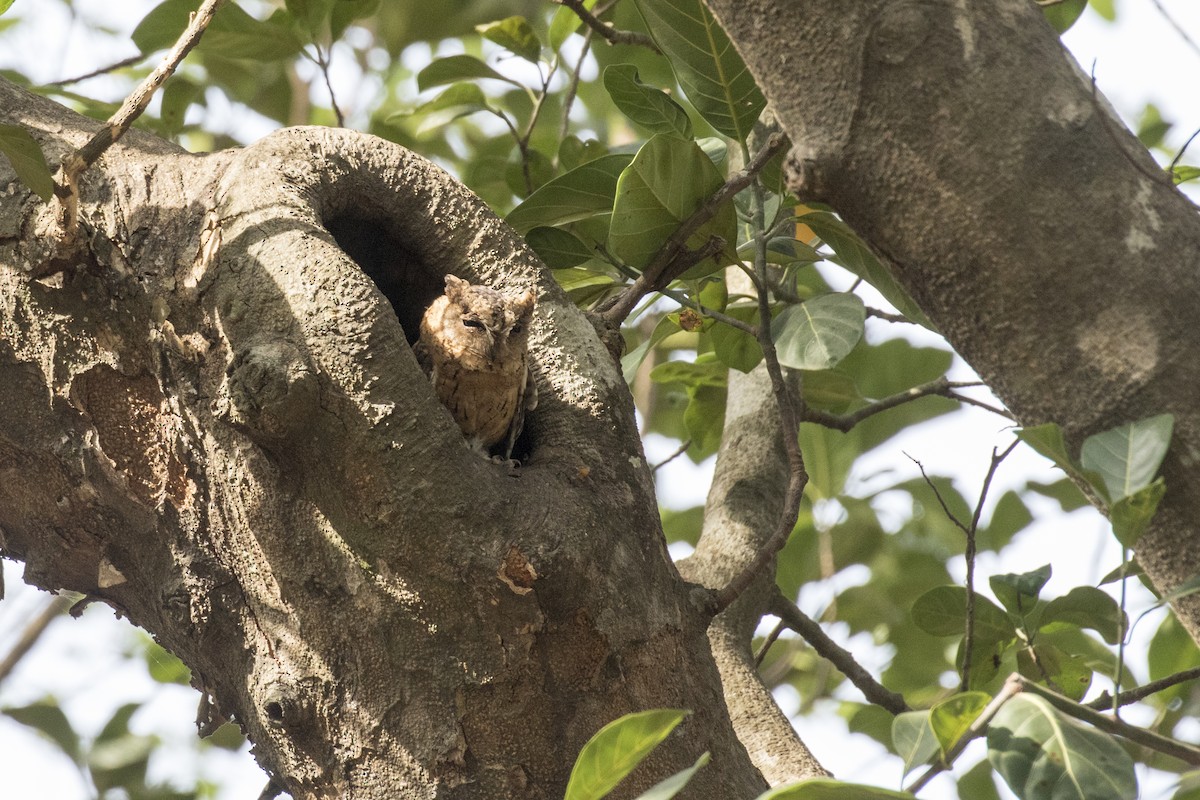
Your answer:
(0, 79), (768, 798)
(706, 0), (1200, 640)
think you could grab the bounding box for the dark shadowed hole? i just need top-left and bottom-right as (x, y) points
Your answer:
(326, 215), (443, 345)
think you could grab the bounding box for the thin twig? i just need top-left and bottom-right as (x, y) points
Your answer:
(770, 592), (909, 714)
(657, 286), (759, 335)
(1017, 675), (1200, 765)
(753, 617), (787, 667)
(313, 45), (345, 127)
(960, 440), (1019, 692)
(802, 378), (1009, 431)
(905, 674), (1024, 794)
(650, 439), (692, 472)
(710, 180), (804, 614)
(1151, 0), (1200, 61)
(600, 133), (789, 327)
(865, 306), (912, 324)
(57, 0), (227, 238)
(0, 595), (76, 686)
(51, 54), (146, 86)
(1084, 665), (1200, 711)
(1169, 126), (1200, 175)
(907, 453), (970, 535)
(550, 0), (661, 53)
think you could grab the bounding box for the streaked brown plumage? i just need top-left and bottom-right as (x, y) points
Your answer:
(417, 275), (536, 460)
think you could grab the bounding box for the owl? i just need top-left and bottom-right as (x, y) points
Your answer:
(417, 275), (537, 462)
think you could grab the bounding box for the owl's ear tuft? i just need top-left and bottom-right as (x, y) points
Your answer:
(444, 274), (470, 301)
(512, 290), (536, 319)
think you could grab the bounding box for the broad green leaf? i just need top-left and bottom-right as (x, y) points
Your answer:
(771, 294), (865, 370)
(1110, 480), (1166, 548)
(649, 357), (727, 389)
(1042, 0), (1087, 33)
(476, 16), (541, 63)
(683, 383), (726, 460)
(621, 314), (680, 384)
(1079, 414), (1173, 503)
(3, 700), (82, 764)
(990, 565), (1052, 616)
(507, 154), (634, 233)
(329, 0), (379, 40)
(633, 0), (764, 141)
(525, 227), (594, 269)
(564, 709), (690, 800)
(0, 124), (53, 201)
(550, 0), (597, 51)
(610, 135), (735, 277)
(800, 211), (932, 329)
(0, 0), (14, 15)
(416, 55), (523, 91)
(1172, 165), (1200, 185)
(930, 692), (991, 754)
(634, 751), (709, 800)
(504, 148), (555, 197)
(801, 369), (860, 413)
(603, 65), (692, 138)
(1040, 586), (1124, 645)
(144, 641), (192, 684)
(660, 505), (703, 546)
(1025, 479), (1089, 513)
(559, 135), (609, 171)
(755, 779), (918, 799)
(1148, 613), (1200, 686)
(987, 693), (1136, 800)
(1015, 644), (1093, 701)
(395, 83), (493, 117)
(978, 491), (1035, 552)
(1016, 423), (1107, 501)
(286, 0), (334, 38)
(911, 586), (1016, 644)
(160, 76), (203, 136)
(709, 303), (762, 373)
(892, 710), (938, 775)
(133, 0), (303, 60)
(88, 733), (155, 792)
(957, 759), (1003, 800)
(1090, 0), (1116, 21)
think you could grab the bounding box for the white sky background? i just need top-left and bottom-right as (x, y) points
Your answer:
(2, 1), (1200, 798)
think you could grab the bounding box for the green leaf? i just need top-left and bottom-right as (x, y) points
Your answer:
(1079, 413), (1174, 503)
(525, 227), (594, 269)
(771, 294), (865, 370)
(987, 693), (1136, 800)
(1148, 612), (1200, 686)
(683, 383), (726, 460)
(990, 565), (1052, 617)
(621, 314), (680, 384)
(610, 134), (735, 277)
(564, 709), (690, 800)
(476, 16), (541, 63)
(416, 55), (523, 91)
(709, 303), (762, 373)
(634, 751), (710, 800)
(755, 779), (918, 799)
(160, 76), (203, 136)
(329, 0), (379, 40)
(1016, 423), (1107, 501)
(507, 154), (633, 233)
(1110, 480), (1166, 548)
(892, 710), (938, 775)
(1042, 0), (1087, 33)
(1025, 479), (1089, 513)
(930, 692), (991, 754)
(1172, 165), (1200, 186)
(911, 586), (1016, 644)
(1136, 103), (1171, 150)
(1015, 644), (1093, 701)
(1040, 586), (1125, 645)
(0, 0), (14, 15)
(978, 491), (1035, 552)
(549, 0), (598, 50)
(633, 0), (765, 141)
(133, 0), (303, 59)
(801, 369), (860, 413)
(0, 124), (53, 201)
(957, 758), (1003, 800)
(604, 65), (693, 138)
(404, 82), (493, 116)
(3, 699), (82, 764)
(144, 641), (192, 684)
(800, 211), (932, 329)
(649, 358), (727, 389)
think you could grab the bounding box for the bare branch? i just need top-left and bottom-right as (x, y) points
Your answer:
(770, 592), (909, 715)
(803, 377), (1011, 431)
(550, 0), (662, 53)
(51, 55), (147, 86)
(312, 45), (345, 127)
(599, 133), (790, 327)
(0, 594), (77, 686)
(753, 617), (787, 667)
(57, 0), (227, 240)
(1085, 665), (1200, 711)
(1151, 0), (1200, 62)
(650, 439), (692, 472)
(865, 305), (913, 324)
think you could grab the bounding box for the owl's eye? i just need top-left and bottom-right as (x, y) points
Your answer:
(462, 319), (485, 329)
(510, 324), (523, 335)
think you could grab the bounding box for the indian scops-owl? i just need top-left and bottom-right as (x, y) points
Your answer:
(417, 275), (537, 461)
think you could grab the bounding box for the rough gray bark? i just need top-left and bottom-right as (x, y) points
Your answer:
(0, 79), (768, 799)
(706, 0), (1200, 641)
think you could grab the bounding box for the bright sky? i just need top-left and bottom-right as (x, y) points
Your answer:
(1, 2), (1198, 799)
